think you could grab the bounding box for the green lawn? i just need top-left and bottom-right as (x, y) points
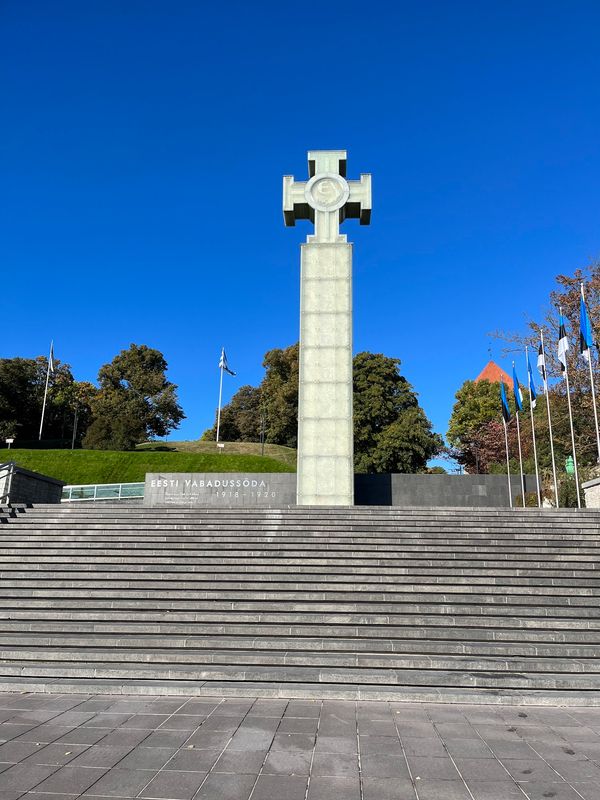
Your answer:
(2, 449), (295, 485)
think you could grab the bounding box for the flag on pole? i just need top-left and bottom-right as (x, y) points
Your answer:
(580, 288), (594, 363)
(512, 363), (523, 413)
(48, 342), (55, 375)
(218, 348), (236, 376)
(500, 381), (511, 423)
(558, 310), (569, 373)
(537, 342), (546, 385)
(527, 353), (537, 409)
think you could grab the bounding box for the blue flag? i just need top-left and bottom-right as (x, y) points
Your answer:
(512, 363), (523, 413)
(527, 354), (537, 409)
(580, 290), (594, 363)
(500, 381), (511, 423)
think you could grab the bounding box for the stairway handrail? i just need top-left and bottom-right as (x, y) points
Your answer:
(0, 461), (15, 504)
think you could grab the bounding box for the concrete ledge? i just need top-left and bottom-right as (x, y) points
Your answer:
(144, 472), (538, 508)
(0, 462), (64, 505)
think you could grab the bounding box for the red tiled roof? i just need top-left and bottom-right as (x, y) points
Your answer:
(475, 361), (513, 388)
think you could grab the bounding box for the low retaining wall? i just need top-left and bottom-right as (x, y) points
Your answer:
(0, 463), (64, 505)
(144, 472), (537, 508)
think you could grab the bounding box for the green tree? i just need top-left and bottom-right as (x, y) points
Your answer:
(204, 346), (442, 473)
(353, 352), (442, 473)
(202, 385), (263, 442)
(84, 344), (184, 450)
(0, 356), (79, 444)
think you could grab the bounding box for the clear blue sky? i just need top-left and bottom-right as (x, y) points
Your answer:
(2, 1), (600, 447)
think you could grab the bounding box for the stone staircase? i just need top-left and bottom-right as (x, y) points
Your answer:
(1, 503), (600, 703)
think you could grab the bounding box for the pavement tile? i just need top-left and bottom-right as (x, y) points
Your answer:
(312, 752), (360, 778)
(217, 701), (255, 716)
(158, 714), (205, 731)
(166, 748), (221, 771)
(359, 734), (402, 755)
(0, 723), (40, 741)
(501, 757), (563, 782)
(572, 782), (600, 800)
(271, 733), (315, 752)
(82, 713), (133, 728)
(307, 776), (361, 800)
(139, 768), (207, 799)
(313, 734), (357, 754)
(228, 728), (275, 751)
(142, 729), (193, 748)
(214, 748), (266, 773)
(277, 716), (318, 734)
(0, 740), (43, 762)
(516, 782), (586, 800)
(487, 740), (536, 759)
(467, 780), (528, 800)
(24, 741), (90, 765)
(117, 746), (177, 770)
(66, 744), (134, 768)
(362, 776), (417, 799)
(252, 774), (308, 800)
(284, 702), (320, 718)
(401, 736), (447, 756)
(0, 762), (59, 793)
(120, 714), (170, 729)
(57, 726), (111, 745)
(413, 779), (472, 800)
(436, 723), (477, 739)
(176, 701), (221, 716)
(15, 724), (76, 744)
(94, 728), (150, 748)
(246, 699), (287, 717)
(453, 756), (510, 781)
(262, 750), (312, 776)
(186, 729), (233, 750)
(195, 715), (241, 732)
(550, 760), (600, 781)
(443, 737), (493, 758)
(33, 765), (108, 794)
(360, 752), (410, 778)
(81, 767), (157, 797)
(194, 771), (256, 799)
(408, 755), (461, 780)
(358, 720), (398, 736)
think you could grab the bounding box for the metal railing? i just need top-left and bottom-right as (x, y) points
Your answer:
(61, 482), (145, 502)
(0, 462), (14, 504)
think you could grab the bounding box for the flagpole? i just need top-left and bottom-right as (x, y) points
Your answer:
(38, 340), (53, 441)
(526, 346), (542, 507)
(581, 283), (600, 463)
(559, 307), (581, 508)
(216, 351), (224, 444)
(515, 411), (526, 507)
(540, 330), (559, 507)
(502, 418), (513, 508)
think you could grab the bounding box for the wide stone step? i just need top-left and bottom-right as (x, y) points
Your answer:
(2, 630), (600, 658)
(1, 619), (599, 643)
(2, 644), (600, 674)
(0, 597), (598, 618)
(1, 659), (600, 690)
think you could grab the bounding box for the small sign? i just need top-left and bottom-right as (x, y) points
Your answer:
(5, 439), (14, 444)
(217, 443), (225, 449)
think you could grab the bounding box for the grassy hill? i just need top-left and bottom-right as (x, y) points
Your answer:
(2, 441), (296, 485)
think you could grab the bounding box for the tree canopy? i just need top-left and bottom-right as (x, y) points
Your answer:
(83, 344), (184, 450)
(203, 345), (441, 473)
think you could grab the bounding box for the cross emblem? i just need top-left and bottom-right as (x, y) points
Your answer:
(283, 150), (371, 243)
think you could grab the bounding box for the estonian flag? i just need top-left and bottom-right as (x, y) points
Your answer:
(219, 348), (236, 376)
(500, 381), (511, 424)
(48, 342), (55, 375)
(537, 342), (547, 386)
(580, 288), (594, 363)
(558, 310), (569, 373)
(527, 354), (537, 409)
(512, 362), (523, 413)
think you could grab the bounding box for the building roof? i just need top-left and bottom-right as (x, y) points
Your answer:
(475, 360), (513, 388)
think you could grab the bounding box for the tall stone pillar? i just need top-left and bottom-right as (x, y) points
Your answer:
(283, 150), (372, 506)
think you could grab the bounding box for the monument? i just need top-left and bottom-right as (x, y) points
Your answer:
(283, 151), (371, 505)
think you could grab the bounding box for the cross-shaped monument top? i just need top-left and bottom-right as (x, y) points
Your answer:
(283, 150), (371, 243)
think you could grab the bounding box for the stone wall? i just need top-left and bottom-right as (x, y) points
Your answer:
(0, 463), (64, 504)
(144, 472), (537, 508)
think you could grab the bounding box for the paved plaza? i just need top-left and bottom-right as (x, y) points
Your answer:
(0, 693), (600, 799)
